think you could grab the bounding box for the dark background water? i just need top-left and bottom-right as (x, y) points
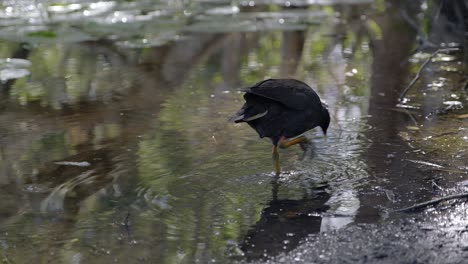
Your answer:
(0, 0), (467, 263)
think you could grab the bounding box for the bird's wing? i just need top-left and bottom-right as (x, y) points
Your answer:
(242, 79), (321, 110)
(228, 96), (268, 123)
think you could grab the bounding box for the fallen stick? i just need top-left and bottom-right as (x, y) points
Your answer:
(398, 47), (460, 102)
(395, 192), (468, 213)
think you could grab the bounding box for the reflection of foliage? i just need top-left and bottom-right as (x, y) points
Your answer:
(7, 44), (134, 108)
(242, 32), (282, 83)
(4, 1), (467, 263)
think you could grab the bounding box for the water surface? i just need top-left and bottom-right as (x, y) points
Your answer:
(0, 0), (467, 263)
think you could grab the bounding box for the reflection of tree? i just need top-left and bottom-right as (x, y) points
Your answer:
(402, 0), (467, 69)
(429, 0), (467, 47)
(358, 0), (434, 220)
(221, 33), (246, 88)
(280, 30), (306, 77)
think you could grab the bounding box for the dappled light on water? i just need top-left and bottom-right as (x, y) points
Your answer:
(0, 0), (467, 263)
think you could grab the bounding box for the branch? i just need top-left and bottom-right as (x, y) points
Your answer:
(395, 192), (468, 213)
(398, 47), (460, 103)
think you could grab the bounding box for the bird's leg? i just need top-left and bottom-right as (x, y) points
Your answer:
(272, 145), (280, 176)
(278, 135), (308, 149)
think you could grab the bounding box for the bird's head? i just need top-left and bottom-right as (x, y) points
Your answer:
(320, 103), (330, 135)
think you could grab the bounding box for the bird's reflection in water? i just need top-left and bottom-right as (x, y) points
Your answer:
(240, 182), (330, 261)
(240, 140), (331, 261)
(240, 136), (361, 261)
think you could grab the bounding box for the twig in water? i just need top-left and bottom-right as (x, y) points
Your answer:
(395, 192), (468, 213)
(431, 179), (443, 192)
(123, 211), (131, 239)
(462, 78), (468, 90)
(398, 47), (460, 102)
(124, 211), (130, 228)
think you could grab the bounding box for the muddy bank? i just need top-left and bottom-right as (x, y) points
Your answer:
(261, 206), (468, 264)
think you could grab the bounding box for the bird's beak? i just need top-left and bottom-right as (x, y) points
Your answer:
(321, 127), (327, 136)
(321, 127), (328, 140)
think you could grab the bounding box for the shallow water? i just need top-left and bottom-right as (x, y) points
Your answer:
(0, 1), (467, 263)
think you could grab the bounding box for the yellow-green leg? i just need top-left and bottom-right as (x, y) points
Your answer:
(272, 145), (280, 176)
(278, 135), (308, 149)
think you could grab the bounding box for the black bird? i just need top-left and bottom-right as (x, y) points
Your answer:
(230, 79), (330, 175)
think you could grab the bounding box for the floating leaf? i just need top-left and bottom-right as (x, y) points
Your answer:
(47, 3), (83, 14)
(443, 101), (463, 110)
(432, 53), (457, 62)
(27, 30), (57, 38)
(406, 126), (420, 131)
(0, 68), (30, 81)
(0, 58), (32, 81)
(205, 5), (240, 15)
(0, 58), (32, 68)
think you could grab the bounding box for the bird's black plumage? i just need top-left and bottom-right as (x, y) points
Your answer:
(230, 79), (330, 146)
